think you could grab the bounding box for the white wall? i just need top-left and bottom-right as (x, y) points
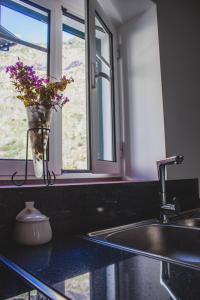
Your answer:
(97, 0), (153, 26)
(119, 3), (166, 180)
(153, 0), (200, 187)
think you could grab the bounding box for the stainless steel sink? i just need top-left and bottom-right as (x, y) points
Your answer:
(169, 208), (200, 228)
(105, 224), (200, 263)
(86, 220), (200, 269)
(173, 218), (200, 227)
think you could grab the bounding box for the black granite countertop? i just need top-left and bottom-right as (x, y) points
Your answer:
(0, 236), (133, 299)
(1, 235), (200, 300)
(0, 179), (199, 299)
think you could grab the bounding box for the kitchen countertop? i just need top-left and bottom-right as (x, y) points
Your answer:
(0, 236), (133, 299)
(1, 235), (200, 300)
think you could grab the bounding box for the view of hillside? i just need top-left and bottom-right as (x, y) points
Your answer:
(0, 37), (87, 170)
(62, 35), (87, 170)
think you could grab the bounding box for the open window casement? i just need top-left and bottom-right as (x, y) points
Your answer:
(88, 0), (121, 175)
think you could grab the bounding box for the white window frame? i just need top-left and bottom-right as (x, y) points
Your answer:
(88, 0), (121, 174)
(0, 0), (121, 179)
(0, 0), (54, 177)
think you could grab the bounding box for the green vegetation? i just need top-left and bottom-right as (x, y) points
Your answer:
(62, 36), (87, 170)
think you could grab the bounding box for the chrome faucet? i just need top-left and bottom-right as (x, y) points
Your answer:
(157, 155), (184, 223)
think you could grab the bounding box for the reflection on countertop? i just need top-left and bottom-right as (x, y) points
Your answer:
(1, 236), (200, 300)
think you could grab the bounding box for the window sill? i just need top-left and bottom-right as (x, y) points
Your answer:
(0, 173), (123, 187)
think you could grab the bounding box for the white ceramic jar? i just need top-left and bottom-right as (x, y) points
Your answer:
(14, 202), (52, 246)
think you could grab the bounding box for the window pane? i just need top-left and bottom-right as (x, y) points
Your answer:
(0, 0), (49, 160)
(1, 1), (48, 47)
(95, 14), (115, 162)
(96, 77), (114, 161)
(95, 16), (110, 65)
(62, 6), (88, 170)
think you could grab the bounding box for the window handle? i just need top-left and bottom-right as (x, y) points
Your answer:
(95, 71), (111, 82)
(91, 63), (111, 89)
(91, 63), (96, 89)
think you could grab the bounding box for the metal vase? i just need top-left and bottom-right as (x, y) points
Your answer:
(26, 106), (52, 178)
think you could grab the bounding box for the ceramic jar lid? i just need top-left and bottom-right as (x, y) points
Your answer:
(16, 202), (49, 223)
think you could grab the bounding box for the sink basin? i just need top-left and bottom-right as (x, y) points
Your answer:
(170, 209), (200, 228)
(104, 224), (200, 265)
(173, 218), (200, 227)
(86, 214), (200, 269)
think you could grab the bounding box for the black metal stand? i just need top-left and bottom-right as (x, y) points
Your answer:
(11, 127), (56, 186)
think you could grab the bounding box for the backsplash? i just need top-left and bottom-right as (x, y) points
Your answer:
(0, 179), (199, 245)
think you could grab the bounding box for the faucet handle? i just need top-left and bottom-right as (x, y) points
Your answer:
(172, 197), (181, 213)
(161, 197), (180, 214)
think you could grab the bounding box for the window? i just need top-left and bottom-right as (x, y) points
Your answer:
(0, 0), (121, 178)
(95, 13), (116, 162)
(62, 8), (88, 171)
(0, 0), (49, 175)
(88, 0), (120, 174)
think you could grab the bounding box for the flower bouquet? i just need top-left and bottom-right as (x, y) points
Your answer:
(6, 59), (73, 178)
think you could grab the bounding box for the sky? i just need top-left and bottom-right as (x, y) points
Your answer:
(1, 5), (48, 46)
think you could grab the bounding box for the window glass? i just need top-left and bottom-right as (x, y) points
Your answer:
(1, 3), (48, 47)
(95, 14), (116, 162)
(0, 0), (49, 160)
(62, 6), (88, 170)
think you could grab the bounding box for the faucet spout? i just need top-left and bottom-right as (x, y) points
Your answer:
(156, 155), (184, 223)
(157, 155), (184, 173)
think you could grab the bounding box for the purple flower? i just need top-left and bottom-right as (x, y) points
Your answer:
(6, 59), (73, 109)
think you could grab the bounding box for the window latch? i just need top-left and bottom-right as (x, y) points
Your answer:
(91, 63), (111, 89)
